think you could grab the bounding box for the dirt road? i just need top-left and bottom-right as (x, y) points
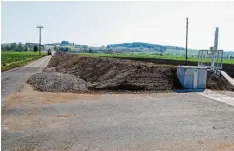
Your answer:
(2, 85), (234, 151)
(1, 56), (51, 102)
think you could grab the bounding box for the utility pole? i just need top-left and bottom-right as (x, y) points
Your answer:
(185, 18), (188, 65)
(211, 27), (219, 71)
(37, 25), (44, 56)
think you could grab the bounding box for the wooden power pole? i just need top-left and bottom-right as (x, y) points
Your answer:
(185, 18), (188, 65)
(37, 25), (44, 56)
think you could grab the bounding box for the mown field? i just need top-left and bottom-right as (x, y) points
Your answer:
(75, 53), (234, 64)
(1, 51), (46, 71)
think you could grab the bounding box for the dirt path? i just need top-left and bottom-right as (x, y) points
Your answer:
(1, 56), (51, 102)
(2, 85), (234, 151)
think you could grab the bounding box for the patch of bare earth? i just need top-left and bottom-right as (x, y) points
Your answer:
(31, 52), (233, 92)
(196, 140), (234, 151)
(3, 83), (177, 108)
(3, 84), (102, 107)
(30, 52), (181, 92)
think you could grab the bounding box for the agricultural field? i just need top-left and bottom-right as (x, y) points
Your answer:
(1, 51), (46, 71)
(74, 52), (234, 64)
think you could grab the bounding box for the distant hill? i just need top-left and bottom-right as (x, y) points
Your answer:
(43, 41), (234, 57)
(107, 42), (185, 52)
(44, 43), (61, 46)
(44, 41), (185, 53)
(44, 41), (83, 47)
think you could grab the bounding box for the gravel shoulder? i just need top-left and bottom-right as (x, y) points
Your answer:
(2, 84), (234, 151)
(1, 56), (51, 102)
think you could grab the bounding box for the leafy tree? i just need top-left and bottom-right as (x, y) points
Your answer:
(64, 47), (68, 52)
(5, 44), (10, 50)
(99, 45), (106, 52)
(53, 45), (58, 52)
(61, 41), (69, 45)
(24, 46), (29, 52)
(40, 45), (45, 51)
(55, 46), (70, 52)
(1, 44), (5, 50)
(10, 43), (17, 50)
(25, 43), (34, 51)
(16, 43), (24, 51)
(33, 45), (38, 52)
(88, 48), (94, 53)
(82, 45), (88, 52)
(106, 48), (114, 54)
(64, 47), (71, 52)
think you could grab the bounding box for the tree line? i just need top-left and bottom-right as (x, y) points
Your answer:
(53, 45), (71, 52)
(1, 43), (44, 52)
(107, 42), (167, 52)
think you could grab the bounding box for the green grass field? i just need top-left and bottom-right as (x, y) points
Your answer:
(75, 53), (234, 64)
(1, 51), (46, 71)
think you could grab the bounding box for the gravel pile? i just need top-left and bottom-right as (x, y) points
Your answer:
(28, 72), (89, 92)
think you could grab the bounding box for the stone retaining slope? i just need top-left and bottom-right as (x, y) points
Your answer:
(198, 89), (234, 106)
(221, 71), (234, 86)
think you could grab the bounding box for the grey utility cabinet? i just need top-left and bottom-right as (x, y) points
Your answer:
(177, 66), (207, 89)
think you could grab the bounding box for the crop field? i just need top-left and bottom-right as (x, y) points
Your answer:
(75, 53), (234, 64)
(1, 51), (46, 71)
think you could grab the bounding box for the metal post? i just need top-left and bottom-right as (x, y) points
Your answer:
(197, 50), (200, 66)
(221, 50), (223, 70)
(201, 50), (203, 66)
(185, 18), (188, 65)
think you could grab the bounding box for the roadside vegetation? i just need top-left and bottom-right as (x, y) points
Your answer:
(1, 51), (46, 71)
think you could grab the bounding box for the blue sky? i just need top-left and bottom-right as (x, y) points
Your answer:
(1, 1), (234, 50)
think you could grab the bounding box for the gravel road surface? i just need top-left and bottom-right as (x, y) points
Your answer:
(1, 56), (51, 102)
(2, 85), (234, 151)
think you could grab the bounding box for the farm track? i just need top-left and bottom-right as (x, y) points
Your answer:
(2, 84), (234, 151)
(1, 55), (51, 102)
